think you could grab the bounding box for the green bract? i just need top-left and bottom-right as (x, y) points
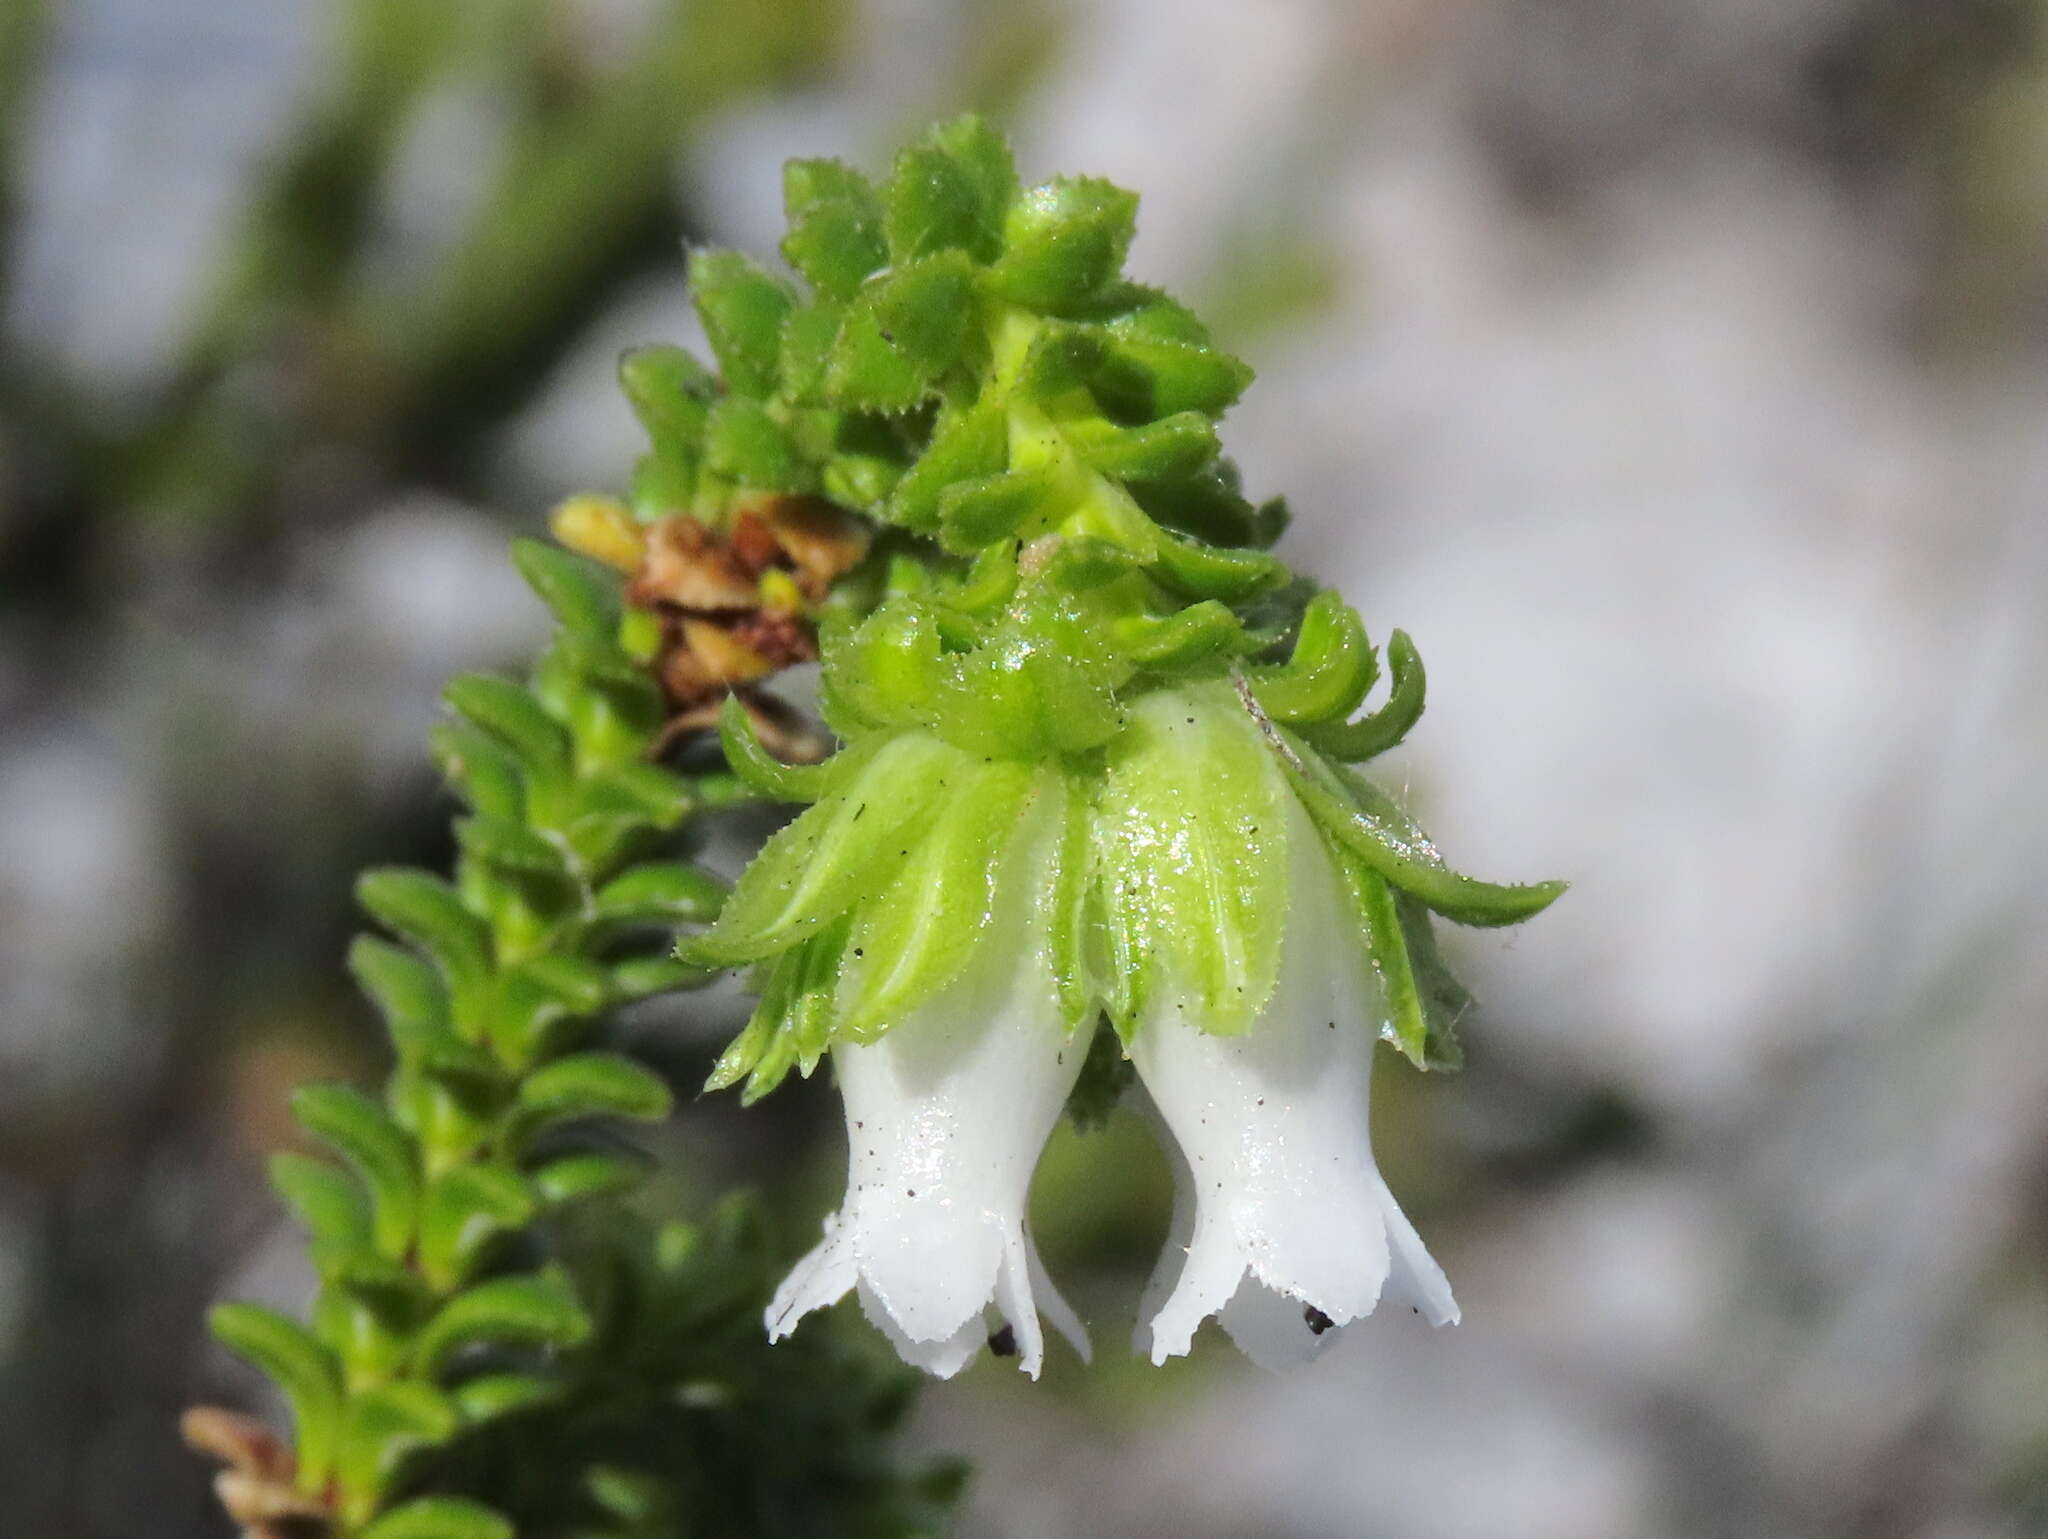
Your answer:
(685, 547), (1564, 1099)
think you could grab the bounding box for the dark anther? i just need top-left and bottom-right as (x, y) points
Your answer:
(1303, 1305), (1334, 1336)
(988, 1324), (1018, 1358)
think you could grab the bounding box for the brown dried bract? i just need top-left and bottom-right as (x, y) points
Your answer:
(628, 494), (867, 721)
(182, 1407), (332, 1539)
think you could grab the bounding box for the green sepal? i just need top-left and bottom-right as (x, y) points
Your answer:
(835, 758), (1036, 1039)
(708, 917), (847, 1102)
(356, 1497), (513, 1539)
(1277, 734), (1567, 927)
(1096, 687), (1289, 1038)
(335, 1381), (461, 1518)
(681, 733), (953, 968)
(348, 935), (453, 1056)
(1062, 1016), (1133, 1130)
(1039, 774), (1099, 1034)
(269, 1152), (373, 1278)
(417, 1165), (536, 1289)
(688, 248), (794, 398)
(511, 538), (618, 639)
(1300, 627), (1427, 761)
(412, 1265), (591, 1376)
(357, 869), (493, 991)
(716, 692), (829, 802)
(207, 1303), (343, 1490)
(292, 1085), (421, 1261)
(989, 176), (1139, 310)
(782, 158), (887, 300)
(1247, 591), (1379, 725)
(509, 1052), (674, 1146)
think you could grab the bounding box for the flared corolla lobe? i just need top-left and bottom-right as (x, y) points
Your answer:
(764, 797), (1089, 1378)
(1130, 797), (1458, 1369)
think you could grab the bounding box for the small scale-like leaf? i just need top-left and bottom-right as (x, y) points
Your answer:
(453, 816), (570, 882)
(356, 1496), (511, 1539)
(512, 538), (616, 639)
(529, 1148), (651, 1206)
(715, 694), (830, 803)
(357, 870), (492, 989)
(445, 674), (573, 789)
(418, 1165), (536, 1289)
(703, 396), (807, 489)
(509, 1053), (673, 1145)
(884, 129), (1009, 263)
(937, 466), (1065, 551)
(1062, 410), (1220, 483)
(887, 400), (1008, 531)
(618, 344), (715, 452)
(592, 860), (728, 925)
(782, 158), (886, 299)
(689, 248), (793, 398)
(827, 252), (977, 412)
(293, 1085), (421, 1260)
(270, 1152), (372, 1275)
(208, 1303), (342, 1488)
(335, 1381), (461, 1514)
(348, 935), (451, 1054)
(1091, 332), (1253, 420)
(413, 1266), (591, 1375)
(988, 176), (1139, 310)
(451, 1373), (556, 1424)
(1150, 531), (1288, 602)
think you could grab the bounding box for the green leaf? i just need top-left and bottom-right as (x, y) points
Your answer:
(450, 1373), (557, 1423)
(827, 251), (978, 413)
(1061, 410), (1220, 483)
(445, 673), (572, 795)
(888, 399), (1009, 531)
(988, 176), (1139, 310)
(357, 870), (492, 989)
(453, 815), (571, 883)
(292, 1085), (421, 1260)
(1091, 331), (1253, 420)
(1301, 627), (1427, 762)
(1278, 739), (1568, 927)
(1150, 531), (1288, 602)
(492, 954), (612, 1068)
(778, 299), (845, 402)
(357, 1497), (512, 1539)
(612, 955), (717, 998)
(782, 158), (887, 299)
(413, 1266), (591, 1375)
(703, 396), (807, 489)
(618, 344), (715, 454)
(936, 466), (1065, 551)
(528, 1147), (651, 1206)
(836, 758), (1036, 1037)
(510, 1052), (673, 1144)
(1247, 591), (1379, 725)
(592, 860), (728, 925)
(715, 693), (829, 802)
(336, 1382), (461, 1514)
(577, 760), (696, 828)
(208, 1303), (342, 1488)
(689, 248), (794, 398)
(884, 122), (1014, 263)
(348, 935), (452, 1055)
(512, 538), (617, 639)
(429, 721), (524, 823)
(418, 1165), (536, 1289)
(269, 1152), (372, 1275)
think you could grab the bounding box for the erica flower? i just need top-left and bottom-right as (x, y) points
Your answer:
(683, 540), (1561, 1376)
(760, 785), (1090, 1378)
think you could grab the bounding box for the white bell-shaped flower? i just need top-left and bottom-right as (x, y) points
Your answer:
(764, 810), (1090, 1378)
(1131, 798), (1459, 1369)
